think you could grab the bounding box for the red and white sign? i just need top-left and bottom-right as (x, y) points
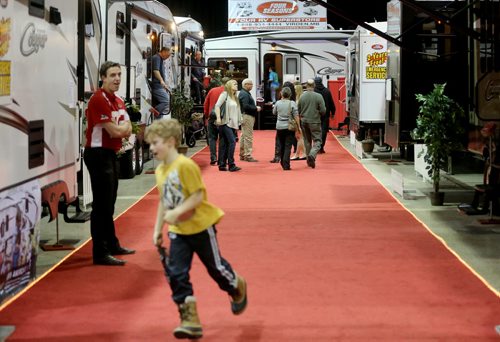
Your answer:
(228, 0), (327, 32)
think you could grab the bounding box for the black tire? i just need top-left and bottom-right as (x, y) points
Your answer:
(187, 134), (196, 148)
(119, 148), (136, 179)
(135, 143), (144, 175)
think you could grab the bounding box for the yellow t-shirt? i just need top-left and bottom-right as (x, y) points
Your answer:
(155, 154), (224, 235)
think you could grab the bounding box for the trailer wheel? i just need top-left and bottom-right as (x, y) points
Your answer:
(135, 143), (144, 175)
(119, 148), (136, 179)
(186, 134), (196, 148)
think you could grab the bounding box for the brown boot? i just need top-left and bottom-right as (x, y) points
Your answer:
(230, 274), (247, 315)
(173, 296), (203, 339)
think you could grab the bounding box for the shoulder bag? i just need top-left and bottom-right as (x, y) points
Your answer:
(287, 101), (298, 132)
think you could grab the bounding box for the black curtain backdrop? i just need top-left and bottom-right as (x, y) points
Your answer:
(159, 0), (388, 38)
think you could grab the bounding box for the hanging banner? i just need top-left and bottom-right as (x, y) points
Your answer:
(228, 0), (327, 32)
(0, 180), (41, 303)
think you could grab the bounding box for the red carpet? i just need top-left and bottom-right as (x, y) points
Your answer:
(0, 131), (499, 341)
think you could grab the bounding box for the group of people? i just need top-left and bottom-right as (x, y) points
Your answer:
(204, 75), (336, 172)
(84, 60), (247, 339)
(84, 59), (334, 339)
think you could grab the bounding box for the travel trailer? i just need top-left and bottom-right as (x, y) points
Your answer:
(175, 16), (205, 100)
(205, 29), (353, 101)
(345, 22), (388, 144)
(104, 1), (181, 178)
(0, 0), (193, 301)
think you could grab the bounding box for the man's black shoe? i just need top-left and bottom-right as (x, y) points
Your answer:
(229, 165), (241, 172)
(307, 155), (316, 169)
(269, 158), (280, 163)
(210, 160), (217, 165)
(110, 247), (136, 255)
(93, 255), (126, 266)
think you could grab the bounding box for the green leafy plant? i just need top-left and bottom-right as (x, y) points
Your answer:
(170, 86), (194, 127)
(413, 83), (465, 193)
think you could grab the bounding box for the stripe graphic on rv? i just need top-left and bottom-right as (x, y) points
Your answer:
(0, 105), (53, 154)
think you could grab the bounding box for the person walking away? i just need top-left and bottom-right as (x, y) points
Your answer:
(272, 87), (301, 170)
(238, 78), (261, 162)
(214, 79), (242, 172)
(314, 76), (335, 153)
(203, 77), (229, 165)
(145, 119), (248, 339)
(191, 50), (205, 104)
(268, 66), (280, 103)
(84, 61), (136, 266)
(291, 83), (306, 160)
(151, 47), (172, 119)
(298, 79), (326, 169)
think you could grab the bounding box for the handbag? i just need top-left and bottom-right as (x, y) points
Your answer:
(287, 101), (297, 132)
(210, 96), (227, 122)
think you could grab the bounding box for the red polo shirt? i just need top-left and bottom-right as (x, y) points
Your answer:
(203, 85), (225, 118)
(85, 88), (129, 152)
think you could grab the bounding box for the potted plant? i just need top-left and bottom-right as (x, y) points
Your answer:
(170, 86), (194, 154)
(413, 83), (465, 205)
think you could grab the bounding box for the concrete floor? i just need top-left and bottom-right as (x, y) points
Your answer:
(35, 135), (500, 294)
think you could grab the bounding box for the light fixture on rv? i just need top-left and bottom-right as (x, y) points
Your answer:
(199, 30), (204, 38)
(170, 22), (176, 32)
(271, 42), (276, 51)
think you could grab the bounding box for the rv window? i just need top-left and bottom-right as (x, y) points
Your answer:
(29, 0), (44, 19)
(285, 58), (298, 75)
(207, 58), (248, 85)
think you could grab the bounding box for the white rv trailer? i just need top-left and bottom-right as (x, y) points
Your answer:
(175, 16), (205, 100)
(205, 29), (353, 103)
(0, 0), (190, 300)
(345, 22), (388, 142)
(0, 0), (103, 300)
(104, 1), (181, 178)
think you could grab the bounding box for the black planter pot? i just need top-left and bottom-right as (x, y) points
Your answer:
(429, 191), (445, 206)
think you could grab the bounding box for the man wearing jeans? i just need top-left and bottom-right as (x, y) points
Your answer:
(151, 47), (171, 118)
(297, 79), (325, 169)
(238, 78), (261, 162)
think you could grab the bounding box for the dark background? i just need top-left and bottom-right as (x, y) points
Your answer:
(159, 0), (388, 38)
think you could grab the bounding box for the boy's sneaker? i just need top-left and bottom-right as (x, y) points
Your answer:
(230, 274), (247, 315)
(173, 296), (203, 339)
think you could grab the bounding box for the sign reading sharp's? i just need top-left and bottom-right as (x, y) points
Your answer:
(228, 0), (327, 32)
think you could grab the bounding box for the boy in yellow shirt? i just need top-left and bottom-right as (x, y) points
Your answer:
(145, 119), (247, 339)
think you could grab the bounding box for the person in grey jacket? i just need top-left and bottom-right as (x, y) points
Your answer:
(238, 78), (261, 162)
(297, 79), (326, 169)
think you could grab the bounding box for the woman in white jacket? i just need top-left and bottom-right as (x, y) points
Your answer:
(215, 79), (242, 172)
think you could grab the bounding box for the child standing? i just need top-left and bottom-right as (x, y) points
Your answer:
(145, 119), (247, 339)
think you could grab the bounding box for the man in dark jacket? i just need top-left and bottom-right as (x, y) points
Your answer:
(314, 76), (335, 153)
(238, 78), (261, 162)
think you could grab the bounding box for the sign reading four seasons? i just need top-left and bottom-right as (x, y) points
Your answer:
(228, 0), (327, 31)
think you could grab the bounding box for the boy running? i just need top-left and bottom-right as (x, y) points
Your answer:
(145, 119), (247, 339)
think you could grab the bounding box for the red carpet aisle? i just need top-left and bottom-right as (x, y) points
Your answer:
(0, 131), (499, 341)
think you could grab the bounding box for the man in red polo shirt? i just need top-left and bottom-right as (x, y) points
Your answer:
(203, 77), (229, 165)
(83, 61), (135, 266)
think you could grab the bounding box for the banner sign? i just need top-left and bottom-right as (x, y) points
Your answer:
(0, 180), (41, 303)
(362, 36), (387, 82)
(228, 0), (327, 32)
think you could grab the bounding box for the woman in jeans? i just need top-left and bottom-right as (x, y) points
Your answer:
(214, 79), (242, 172)
(272, 87), (301, 171)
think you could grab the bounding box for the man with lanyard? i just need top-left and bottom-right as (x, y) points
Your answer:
(152, 47), (171, 119)
(84, 61), (135, 266)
